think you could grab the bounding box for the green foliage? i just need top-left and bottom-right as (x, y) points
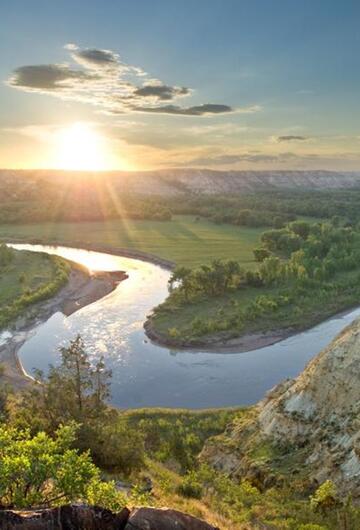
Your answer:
(12, 336), (144, 475)
(168, 259), (243, 301)
(0, 422), (123, 509)
(0, 243), (14, 266)
(310, 480), (338, 513)
(152, 220), (360, 343)
(86, 478), (126, 512)
(125, 408), (240, 472)
(0, 250), (70, 328)
(298, 523), (327, 530)
(177, 471), (203, 499)
(253, 247), (271, 262)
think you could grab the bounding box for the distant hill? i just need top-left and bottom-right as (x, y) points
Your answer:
(2, 168), (360, 197)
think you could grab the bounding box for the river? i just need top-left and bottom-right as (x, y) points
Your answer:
(7, 244), (360, 409)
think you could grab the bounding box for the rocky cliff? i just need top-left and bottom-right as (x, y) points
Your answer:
(201, 317), (360, 498)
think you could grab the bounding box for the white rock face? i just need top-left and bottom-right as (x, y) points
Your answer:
(255, 318), (360, 494)
(203, 317), (360, 497)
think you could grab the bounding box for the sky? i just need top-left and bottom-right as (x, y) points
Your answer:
(1, 0), (360, 171)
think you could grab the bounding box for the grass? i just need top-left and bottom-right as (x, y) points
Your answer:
(0, 249), (60, 309)
(0, 248), (71, 328)
(152, 267), (360, 345)
(122, 407), (243, 473)
(0, 215), (262, 268)
(109, 406), (346, 529)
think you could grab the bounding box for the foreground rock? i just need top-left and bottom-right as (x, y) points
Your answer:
(0, 505), (219, 530)
(126, 507), (219, 529)
(202, 316), (360, 498)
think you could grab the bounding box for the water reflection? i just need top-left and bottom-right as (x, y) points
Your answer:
(9, 244), (360, 409)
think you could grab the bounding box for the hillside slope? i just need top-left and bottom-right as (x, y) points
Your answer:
(201, 316), (360, 498)
(2, 168), (360, 196)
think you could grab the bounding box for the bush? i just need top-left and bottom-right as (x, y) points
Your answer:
(177, 471), (203, 499)
(310, 480), (337, 513)
(0, 422), (124, 509)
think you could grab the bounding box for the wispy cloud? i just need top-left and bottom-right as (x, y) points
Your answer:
(175, 150), (359, 168)
(7, 44), (259, 117)
(180, 152), (285, 166)
(277, 135), (309, 142)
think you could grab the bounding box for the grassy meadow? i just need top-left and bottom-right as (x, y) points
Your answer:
(0, 250), (60, 309)
(0, 248), (70, 328)
(0, 215), (262, 268)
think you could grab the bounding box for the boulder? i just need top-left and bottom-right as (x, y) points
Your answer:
(125, 507), (219, 530)
(0, 506), (219, 530)
(0, 505), (130, 530)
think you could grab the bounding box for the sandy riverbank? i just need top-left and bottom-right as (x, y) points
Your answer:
(0, 265), (127, 390)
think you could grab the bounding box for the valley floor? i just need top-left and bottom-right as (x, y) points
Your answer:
(0, 215), (262, 268)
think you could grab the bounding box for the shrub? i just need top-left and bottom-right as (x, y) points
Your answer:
(177, 471), (203, 499)
(310, 480), (337, 513)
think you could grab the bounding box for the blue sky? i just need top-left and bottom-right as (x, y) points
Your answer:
(1, 0), (360, 170)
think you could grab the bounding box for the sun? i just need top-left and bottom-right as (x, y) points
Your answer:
(54, 123), (111, 171)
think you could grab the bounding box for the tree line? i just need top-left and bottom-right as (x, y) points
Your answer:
(156, 218), (360, 340)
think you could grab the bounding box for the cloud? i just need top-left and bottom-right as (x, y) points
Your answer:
(7, 44), (246, 117)
(183, 153), (280, 166)
(67, 45), (119, 70)
(66, 43), (148, 77)
(9, 64), (98, 91)
(131, 103), (233, 116)
(277, 135), (309, 142)
(179, 151), (307, 167)
(133, 82), (190, 101)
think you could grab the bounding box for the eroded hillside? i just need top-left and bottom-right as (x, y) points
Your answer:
(2, 168), (360, 197)
(201, 316), (360, 498)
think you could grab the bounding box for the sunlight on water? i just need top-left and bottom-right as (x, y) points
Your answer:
(9, 244), (129, 272)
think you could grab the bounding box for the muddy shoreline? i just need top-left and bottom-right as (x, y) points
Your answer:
(143, 317), (293, 353)
(0, 264), (127, 390)
(144, 301), (360, 354)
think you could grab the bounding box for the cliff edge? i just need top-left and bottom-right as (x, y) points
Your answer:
(201, 317), (360, 498)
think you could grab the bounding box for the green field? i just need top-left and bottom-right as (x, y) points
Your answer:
(0, 216), (262, 268)
(0, 249), (59, 310)
(0, 247), (70, 328)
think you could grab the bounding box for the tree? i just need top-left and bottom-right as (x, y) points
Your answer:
(168, 266), (193, 300)
(310, 480), (338, 513)
(11, 336), (144, 475)
(259, 256), (283, 285)
(60, 335), (93, 417)
(0, 244), (14, 267)
(23, 335), (112, 429)
(253, 247), (271, 262)
(0, 422), (125, 510)
(289, 220), (311, 239)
